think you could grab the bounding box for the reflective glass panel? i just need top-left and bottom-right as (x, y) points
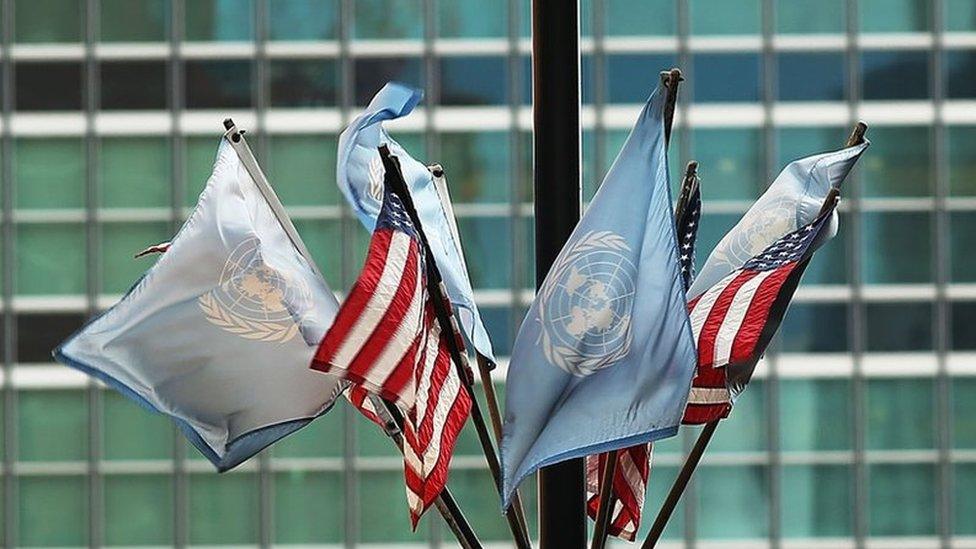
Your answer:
(439, 56), (508, 105)
(860, 126), (931, 197)
(776, 1), (845, 34)
(185, 0), (254, 41)
(269, 59), (338, 107)
(692, 54), (761, 103)
(100, 0), (168, 42)
(696, 465), (769, 538)
(947, 50), (976, 98)
(948, 126), (976, 195)
(778, 303), (849, 353)
(274, 472), (344, 543)
(269, 0), (338, 40)
(777, 52), (846, 101)
(184, 60), (253, 108)
(15, 62), (83, 110)
(104, 475), (173, 545)
(438, 131), (511, 203)
(691, 128), (762, 199)
(861, 212), (932, 283)
(354, 0), (422, 39)
(606, 0), (675, 36)
(867, 377), (934, 448)
(865, 302), (933, 352)
(690, 0), (760, 35)
(98, 137), (171, 208)
(781, 465), (853, 537)
(860, 0), (930, 32)
(354, 57), (423, 105)
(780, 379), (852, 451)
(438, 0), (506, 37)
(14, 138), (85, 209)
(861, 51), (931, 100)
(100, 61), (168, 110)
(868, 464), (936, 535)
(14, 0), (81, 43)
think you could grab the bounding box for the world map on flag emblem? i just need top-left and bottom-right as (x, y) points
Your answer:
(198, 237), (311, 343)
(539, 231), (636, 377)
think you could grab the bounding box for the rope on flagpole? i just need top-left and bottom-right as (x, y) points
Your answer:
(223, 121), (485, 549)
(588, 68), (683, 549)
(641, 120), (869, 549)
(380, 145), (534, 549)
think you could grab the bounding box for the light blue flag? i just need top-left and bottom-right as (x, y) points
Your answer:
(500, 85), (697, 507)
(55, 139), (346, 471)
(688, 138), (869, 299)
(336, 82), (495, 363)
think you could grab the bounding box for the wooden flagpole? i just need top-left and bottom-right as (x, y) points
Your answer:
(429, 165), (532, 538)
(222, 120), (484, 549)
(380, 146), (533, 549)
(641, 121), (868, 549)
(588, 68), (684, 549)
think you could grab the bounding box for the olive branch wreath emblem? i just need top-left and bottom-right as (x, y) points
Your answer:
(538, 230), (635, 376)
(198, 292), (301, 343)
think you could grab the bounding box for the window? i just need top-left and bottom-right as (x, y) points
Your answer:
(776, 1), (845, 34)
(861, 51), (931, 100)
(860, 126), (932, 197)
(776, 127), (849, 168)
(438, 0), (507, 38)
(266, 134), (339, 205)
(269, 59), (338, 107)
(951, 301), (976, 351)
(185, 0), (254, 41)
(861, 212), (932, 283)
(272, 411), (343, 457)
(18, 476), (88, 546)
(274, 472), (344, 543)
(102, 391), (173, 460)
(98, 137), (171, 208)
(104, 475), (173, 545)
(184, 60), (253, 109)
(696, 465), (769, 538)
(189, 474), (261, 543)
(16, 313), (87, 362)
(956, 463), (976, 535)
(458, 217), (512, 288)
(690, 0), (760, 35)
(865, 302), (933, 351)
(18, 390), (88, 460)
(606, 54), (678, 103)
(14, 0), (81, 43)
(778, 303), (849, 352)
(691, 128), (762, 199)
(16, 224), (87, 295)
(15, 62), (83, 110)
(860, 0), (930, 32)
(14, 138), (85, 209)
(947, 50), (976, 98)
(868, 464), (936, 535)
(709, 380), (766, 452)
(946, 0), (976, 31)
(439, 56), (509, 106)
(101, 222), (171, 294)
(184, 136), (222, 206)
(777, 53), (846, 101)
(293, 219), (344, 289)
(100, 0), (168, 42)
(438, 132), (511, 203)
(692, 54), (761, 103)
(948, 126), (976, 195)
(800, 212), (850, 285)
(354, 0), (423, 39)
(354, 57), (423, 105)
(950, 212), (976, 282)
(101, 61), (168, 110)
(779, 379), (852, 451)
(780, 465), (853, 537)
(269, 0), (338, 40)
(605, 0), (675, 36)
(867, 378), (934, 449)
(953, 377), (976, 448)
(359, 471), (415, 542)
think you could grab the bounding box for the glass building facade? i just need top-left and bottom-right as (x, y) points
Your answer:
(1, 0), (975, 546)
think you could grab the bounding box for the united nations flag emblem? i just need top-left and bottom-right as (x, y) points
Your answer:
(539, 231), (636, 377)
(198, 237), (312, 343)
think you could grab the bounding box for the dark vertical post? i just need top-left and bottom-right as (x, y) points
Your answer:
(532, 1), (585, 548)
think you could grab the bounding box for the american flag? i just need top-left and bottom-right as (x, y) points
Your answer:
(584, 172), (702, 541)
(311, 182), (471, 527)
(683, 201), (835, 424)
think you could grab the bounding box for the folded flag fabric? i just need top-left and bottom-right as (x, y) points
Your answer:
(312, 158), (471, 527)
(688, 140), (868, 300)
(685, 199), (839, 424)
(584, 172), (702, 540)
(337, 82), (495, 364)
(500, 84), (697, 509)
(55, 139), (347, 471)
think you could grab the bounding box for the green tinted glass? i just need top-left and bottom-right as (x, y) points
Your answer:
(869, 464), (936, 535)
(18, 390), (88, 460)
(947, 0), (976, 31)
(956, 463), (976, 534)
(606, 0), (675, 36)
(15, 138), (85, 209)
(696, 465), (769, 538)
(445, 469), (513, 540)
(17, 223), (86, 295)
(104, 475), (173, 545)
(100, 0), (168, 42)
(861, 212), (932, 283)
(439, 132), (511, 203)
(102, 390), (173, 460)
(953, 377), (976, 448)
(274, 471), (344, 543)
(184, 137), (221, 206)
(292, 218), (343, 289)
(860, 126), (931, 197)
(780, 379), (852, 451)
(781, 465), (852, 537)
(639, 465), (682, 540)
(458, 217), (512, 289)
(15, 0), (81, 42)
(776, 1), (845, 33)
(358, 471), (415, 542)
(267, 134), (339, 206)
(272, 411), (344, 457)
(354, 0), (422, 39)
(708, 380), (766, 452)
(690, 0), (760, 35)
(269, 0), (338, 40)
(860, 0), (930, 32)
(776, 127), (848, 169)
(949, 126), (976, 195)
(99, 137), (171, 208)
(189, 473), (260, 543)
(19, 476), (88, 546)
(691, 129), (762, 200)
(101, 222), (170, 294)
(867, 378), (934, 449)
(950, 212), (976, 282)
(438, 0), (506, 37)
(185, 0), (254, 41)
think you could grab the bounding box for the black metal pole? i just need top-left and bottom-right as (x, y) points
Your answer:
(532, 1), (585, 548)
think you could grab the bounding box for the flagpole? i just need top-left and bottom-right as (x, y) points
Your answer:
(380, 147), (534, 549)
(429, 165), (532, 538)
(588, 68), (684, 549)
(641, 121), (869, 549)
(223, 121), (485, 549)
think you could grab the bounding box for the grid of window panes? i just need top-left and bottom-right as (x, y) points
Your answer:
(1, 0), (975, 547)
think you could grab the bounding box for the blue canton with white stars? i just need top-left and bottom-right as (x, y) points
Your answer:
(377, 186), (421, 242)
(742, 212), (831, 272)
(676, 186), (701, 288)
